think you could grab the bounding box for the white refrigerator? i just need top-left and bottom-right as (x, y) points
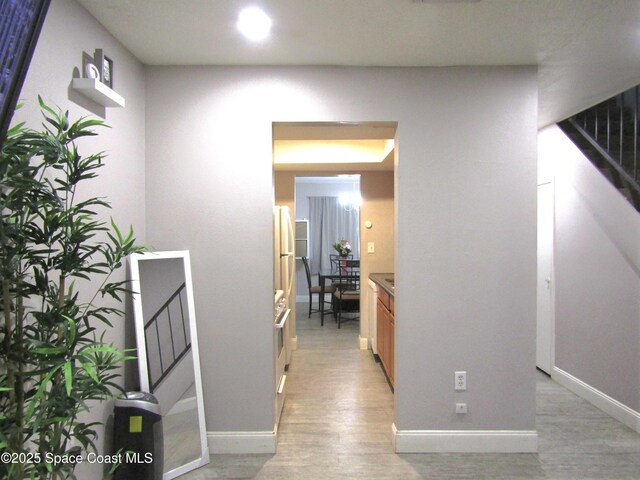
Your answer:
(274, 206), (294, 363)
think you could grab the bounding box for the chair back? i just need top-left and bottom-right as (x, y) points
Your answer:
(301, 256), (313, 289)
(330, 253), (354, 273)
(336, 259), (360, 293)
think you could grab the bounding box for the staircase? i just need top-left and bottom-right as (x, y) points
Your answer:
(558, 86), (640, 213)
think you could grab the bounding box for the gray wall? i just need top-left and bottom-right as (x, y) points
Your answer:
(16, 0), (147, 475)
(144, 66), (538, 434)
(541, 124), (640, 412)
(18, 0), (539, 448)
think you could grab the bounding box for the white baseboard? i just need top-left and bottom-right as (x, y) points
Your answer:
(392, 424), (538, 453)
(359, 336), (368, 350)
(207, 430), (276, 454)
(552, 366), (640, 433)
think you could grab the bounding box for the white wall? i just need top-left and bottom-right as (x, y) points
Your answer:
(145, 65), (538, 448)
(540, 125), (640, 414)
(16, 0), (146, 475)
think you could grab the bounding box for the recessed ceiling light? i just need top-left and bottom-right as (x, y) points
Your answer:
(237, 6), (272, 41)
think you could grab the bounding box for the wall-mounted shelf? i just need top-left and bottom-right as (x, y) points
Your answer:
(72, 78), (125, 108)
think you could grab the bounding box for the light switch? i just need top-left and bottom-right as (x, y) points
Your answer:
(367, 242), (375, 254)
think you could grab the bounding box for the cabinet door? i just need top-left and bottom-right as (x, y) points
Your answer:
(376, 299), (387, 365)
(384, 313), (391, 383)
(389, 313), (395, 386)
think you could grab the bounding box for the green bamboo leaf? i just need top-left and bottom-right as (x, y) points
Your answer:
(76, 117), (105, 129)
(79, 345), (120, 356)
(110, 217), (124, 244)
(64, 361), (73, 396)
(38, 95), (58, 119)
(6, 121), (26, 135)
(33, 346), (66, 355)
(64, 314), (77, 345)
(80, 361), (99, 383)
(25, 365), (62, 421)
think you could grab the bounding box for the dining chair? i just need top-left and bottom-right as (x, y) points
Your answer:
(329, 253), (353, 274)
(332, 259), (360, 328)
(302, 256), (335, 319)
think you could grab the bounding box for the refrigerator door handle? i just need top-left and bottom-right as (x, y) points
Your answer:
(277, 375), (286, 394)
(275, 309), (290, 329)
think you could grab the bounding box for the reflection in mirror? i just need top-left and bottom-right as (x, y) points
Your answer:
(129, 251), (209, 479)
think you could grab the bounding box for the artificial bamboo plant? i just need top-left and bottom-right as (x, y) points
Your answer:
(0, 97), (145, 479)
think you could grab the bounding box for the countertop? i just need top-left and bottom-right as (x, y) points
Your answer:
(369, 273), (395, 296)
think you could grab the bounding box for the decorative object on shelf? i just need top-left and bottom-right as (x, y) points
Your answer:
(73, 48), (124, 108)
(102, 55), (113, 88)
(93, 48), (113, 88)
(84, 62), (100, 79)
(333, 239), (352, 258)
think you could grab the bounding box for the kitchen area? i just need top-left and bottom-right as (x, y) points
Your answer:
(368, 274), (395, 388)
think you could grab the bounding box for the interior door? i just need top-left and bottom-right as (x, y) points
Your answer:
(536, 181), (554, 374)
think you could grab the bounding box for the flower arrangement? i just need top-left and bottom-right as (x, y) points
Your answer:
(333, 239), (352, 257)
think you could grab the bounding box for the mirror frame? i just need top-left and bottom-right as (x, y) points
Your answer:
(129, 250), (209, 479)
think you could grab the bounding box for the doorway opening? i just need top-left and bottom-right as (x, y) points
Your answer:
(272, 121), (397, 450)
(273, 121), (396, 352)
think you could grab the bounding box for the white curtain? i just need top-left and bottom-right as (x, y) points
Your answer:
(308, 196), (360, 275)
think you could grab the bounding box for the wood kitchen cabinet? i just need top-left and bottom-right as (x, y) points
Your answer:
(389, 309), (394, 386)
(376, 287), (394, 387)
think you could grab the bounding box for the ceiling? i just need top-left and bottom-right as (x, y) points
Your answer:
(77, 0), (640, 127)
(272, 122), (395, 172)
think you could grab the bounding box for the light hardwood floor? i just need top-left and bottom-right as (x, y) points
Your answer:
(183, 304), (640, 479)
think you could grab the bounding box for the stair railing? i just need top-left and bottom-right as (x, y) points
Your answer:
(144, 282), (191, 392)
(562, 85), (640, 209)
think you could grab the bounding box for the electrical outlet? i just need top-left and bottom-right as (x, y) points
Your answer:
(455, 403), (468, 414)
(367, 242), (375, 254)
(455, 371), (466, 391)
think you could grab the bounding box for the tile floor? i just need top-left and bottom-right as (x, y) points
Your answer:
(182, 304), (640, 479)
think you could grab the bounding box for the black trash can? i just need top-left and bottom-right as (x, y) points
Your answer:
(113, 392), (163, 480)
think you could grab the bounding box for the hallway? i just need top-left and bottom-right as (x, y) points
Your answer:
(277, 305), (394, 457)
(184, 305), (640, 479)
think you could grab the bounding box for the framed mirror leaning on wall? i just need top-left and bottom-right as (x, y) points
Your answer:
(129, 251), (209, 479)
